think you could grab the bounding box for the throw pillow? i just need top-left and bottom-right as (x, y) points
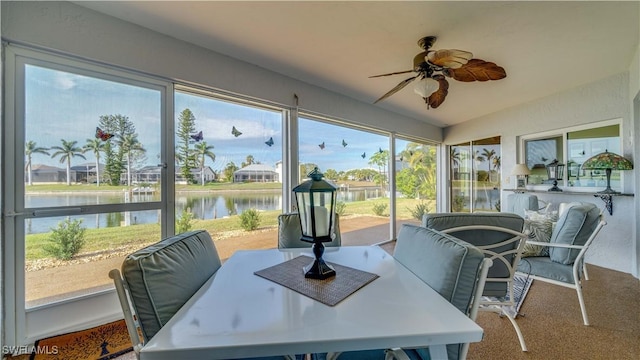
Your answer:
(521, 218), (553, 257)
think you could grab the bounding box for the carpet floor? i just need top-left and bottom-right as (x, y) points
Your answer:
(7, 242), (639, 360)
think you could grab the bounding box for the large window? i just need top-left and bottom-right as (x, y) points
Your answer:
(298, 117), (391, 245)
(395, 138), (438, 225)
(20, 64), (164, 307)
(3, 47), (170, 345)
(521, 120), (624, 191)
(173, 89), (285, 260)
(450, 136), (501, 212)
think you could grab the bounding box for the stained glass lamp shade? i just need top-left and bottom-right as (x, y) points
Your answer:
(581, 150), (633, 194)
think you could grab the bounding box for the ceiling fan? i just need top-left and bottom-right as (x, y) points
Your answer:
(371, 36), (507, 109)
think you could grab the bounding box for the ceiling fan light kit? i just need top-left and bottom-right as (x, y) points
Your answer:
(371, 36), (506, 109)
(413, 77), (440, 98)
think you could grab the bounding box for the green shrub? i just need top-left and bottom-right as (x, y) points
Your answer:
(240, 208), (261, 231)
(452, 195), (466, 212)
(176, 208), (195, 234)
(372, 202), (388, 217)
(43, 218), (86, 260)
(408, 201), (432, 221)
(335, 201), (347, 216)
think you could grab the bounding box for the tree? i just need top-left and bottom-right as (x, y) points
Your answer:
(299, 163), (319, 180)
(194, 141), (216, 186)
(25, 140), (50, 186)
(99, 114), (137, 185)
(242, 154), (255, 168)
(176, 108), (197, 184)
(492, 155), (501, 172)
(83, 138), (105, 186)
(121, 134), (146, 186)
(396, 143), (437, 200)
(223, 161), (239, 182)
(368, 149), (389, 191)
(50, 139), (86, 185)
(481, 148), (496, 182)
(323, 168), (339, 180)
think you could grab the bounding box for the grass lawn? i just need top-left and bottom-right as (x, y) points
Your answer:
(26, 197), (434, 261)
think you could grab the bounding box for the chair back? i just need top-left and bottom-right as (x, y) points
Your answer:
(113, 230), (222, 344)
(394, 224), (491, 360)
(278, 212), (341, 248)
(505, 193), (539, 218)
(548, 202), (601, 265)
(423, 213), (526, 298)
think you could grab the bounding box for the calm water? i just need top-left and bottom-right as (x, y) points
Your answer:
(25, 188), (383, 234)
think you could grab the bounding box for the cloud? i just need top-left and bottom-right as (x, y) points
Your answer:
(53, 72), (79, 90)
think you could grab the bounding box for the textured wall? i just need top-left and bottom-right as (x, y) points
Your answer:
(444, 73), (635, 274)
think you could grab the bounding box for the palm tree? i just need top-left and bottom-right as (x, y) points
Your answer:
(121, 134), (146, 186)
(50, 139), (86, 185)
(83, 138), (105, 186)
(25, 140), (50, 186)
(194, 141), (216, 186)
(369, 149), (389, 191)
(492, 156), (501, 172)
(481, 148), (496, 182)
(242, 154), (255, 168)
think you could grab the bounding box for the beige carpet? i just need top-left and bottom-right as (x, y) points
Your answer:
(10, 242), (638, 360)
(468, 264), (640, 359)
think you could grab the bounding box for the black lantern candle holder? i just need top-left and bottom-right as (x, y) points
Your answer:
(292, 168), (337, 279)
(546, 159), (565, 192)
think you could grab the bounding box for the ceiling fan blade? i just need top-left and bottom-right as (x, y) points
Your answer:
(427, 49), (473, 69)
(426, 75), (449, 109)
(444, 59), (507, 82)
(373, 75), (419, 104)
(369, 70), (415, 78)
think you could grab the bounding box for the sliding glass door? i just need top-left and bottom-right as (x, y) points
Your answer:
(450, 136), (501, 212)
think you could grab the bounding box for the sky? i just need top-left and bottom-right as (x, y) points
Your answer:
(25, 64), (397, 174)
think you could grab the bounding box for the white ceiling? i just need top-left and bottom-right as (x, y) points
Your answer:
(75, 1), (639, 128)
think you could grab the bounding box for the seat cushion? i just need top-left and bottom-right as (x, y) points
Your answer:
(548, 202), (600, 265)
(278, 212), (341, 249)
(122, 230), (221, 341)
(422, 212), (524, 297)
(517, 256), (576, 284)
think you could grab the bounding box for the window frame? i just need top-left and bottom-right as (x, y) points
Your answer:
(518, 118), (626, 192)
(3, 44), (174, 346)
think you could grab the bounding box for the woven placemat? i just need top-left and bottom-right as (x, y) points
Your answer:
(254, 255), (379, 306)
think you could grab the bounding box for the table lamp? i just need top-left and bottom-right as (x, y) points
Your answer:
(510, 164), (531, 189)
(292, 167), (338, 279)
(581, 150), (633, 194)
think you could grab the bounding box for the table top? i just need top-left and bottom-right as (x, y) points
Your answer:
(140, 246), (483, 360)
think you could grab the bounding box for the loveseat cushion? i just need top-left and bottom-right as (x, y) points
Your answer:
(548, 202), (600, 265)
(122, 230), (221, 341)
(422, 212), (524, 297)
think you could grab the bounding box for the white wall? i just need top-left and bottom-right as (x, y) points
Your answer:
(0, 1), (441, 142)
(631, 36), (640, 277)
(444, 73), (636, 275)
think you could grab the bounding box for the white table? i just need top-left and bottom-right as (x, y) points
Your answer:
(140, 246), (483, 360)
